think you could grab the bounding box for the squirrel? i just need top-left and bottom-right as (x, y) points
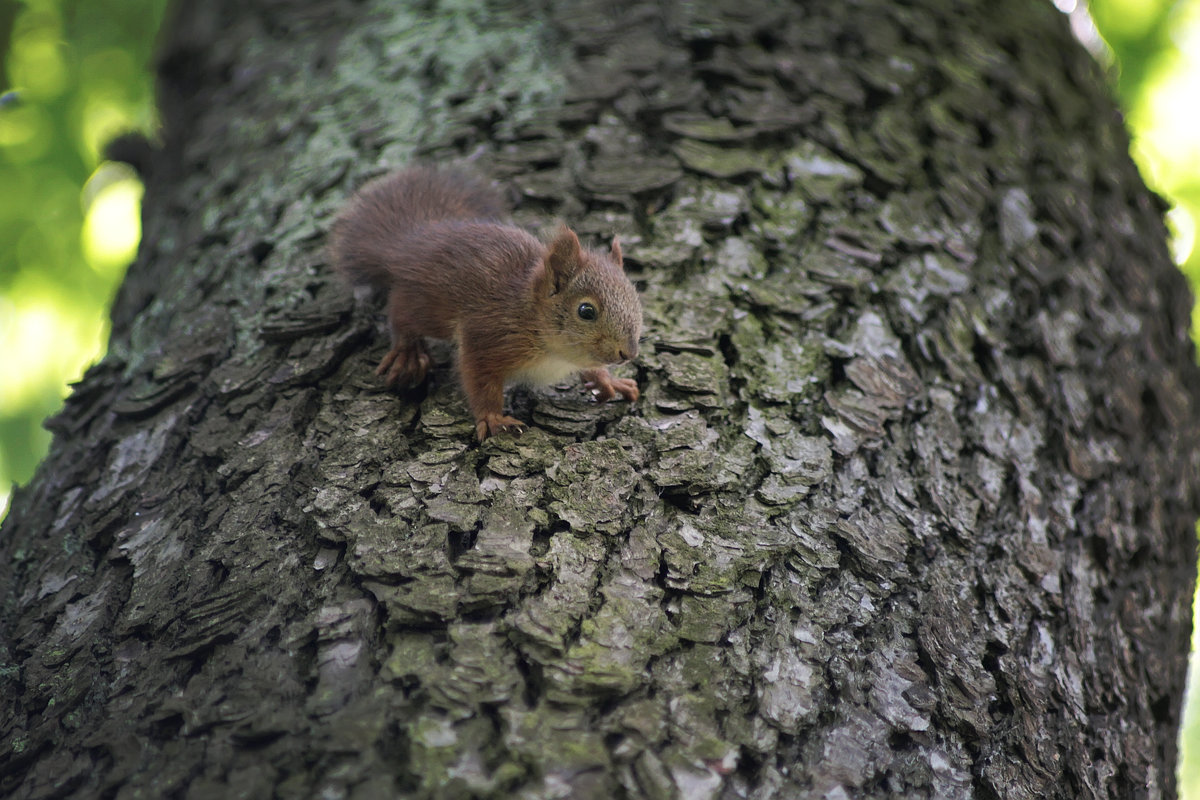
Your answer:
(329, 166), (642, 441)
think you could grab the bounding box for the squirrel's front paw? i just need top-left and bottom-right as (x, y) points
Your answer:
(606, 377), (639, 403)
(582, 368), (639, 403)
(476, 414), (527, 441)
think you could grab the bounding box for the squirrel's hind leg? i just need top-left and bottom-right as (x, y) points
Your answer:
(376, 339), (430, 386)
(377, 298), (431, 386)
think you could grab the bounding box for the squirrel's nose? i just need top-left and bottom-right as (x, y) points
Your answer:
(619, 340), (638, 363)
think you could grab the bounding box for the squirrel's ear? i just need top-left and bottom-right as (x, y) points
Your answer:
(546, 225), (582, 292)
(610, 236), (623, 268)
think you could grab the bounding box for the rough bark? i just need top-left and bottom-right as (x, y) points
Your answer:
(2, 1), (1197, 798)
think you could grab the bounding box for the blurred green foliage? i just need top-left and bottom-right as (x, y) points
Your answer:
(1087, 0), (1200, 787)
(0, 0), (166, 515)
(1092, 0), (1179, 104)
(1091, 0), (1200, 331)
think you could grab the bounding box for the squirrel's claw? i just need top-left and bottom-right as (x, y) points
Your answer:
(582, 368), (639, 403)
(606, 377), (639, 403)
(377, 345), (430, 387)
(477, 414), (527, 441)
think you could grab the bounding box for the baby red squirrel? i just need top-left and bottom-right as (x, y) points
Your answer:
(329, 166), (642, 441)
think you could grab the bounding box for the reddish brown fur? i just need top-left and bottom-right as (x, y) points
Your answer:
(330, 167), (509, 293)
(329, 167), (642, 440)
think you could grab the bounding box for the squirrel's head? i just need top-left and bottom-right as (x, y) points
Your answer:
(541, 226), (642, 368)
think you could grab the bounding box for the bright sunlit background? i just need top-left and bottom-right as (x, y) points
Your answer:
(1073, 0), (1200, 792)
(2, 0), (1200, 788)
(0, 0), (164, 520)
(0, 155), (143, 453)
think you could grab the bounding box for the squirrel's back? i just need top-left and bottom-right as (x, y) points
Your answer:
(329, 166), (508, 291)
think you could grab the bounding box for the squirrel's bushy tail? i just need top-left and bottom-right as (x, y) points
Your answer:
(329, 166), (507, 291)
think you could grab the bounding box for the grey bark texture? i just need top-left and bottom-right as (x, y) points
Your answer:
(2, 1), (1197, 798)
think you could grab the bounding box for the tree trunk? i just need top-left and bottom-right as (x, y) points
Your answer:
(2, 1), (1196, 798)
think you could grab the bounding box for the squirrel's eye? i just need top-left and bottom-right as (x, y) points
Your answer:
(577, 302), (598, 321)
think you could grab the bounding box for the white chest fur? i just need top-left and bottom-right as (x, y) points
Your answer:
(510, 354), (585, 387)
